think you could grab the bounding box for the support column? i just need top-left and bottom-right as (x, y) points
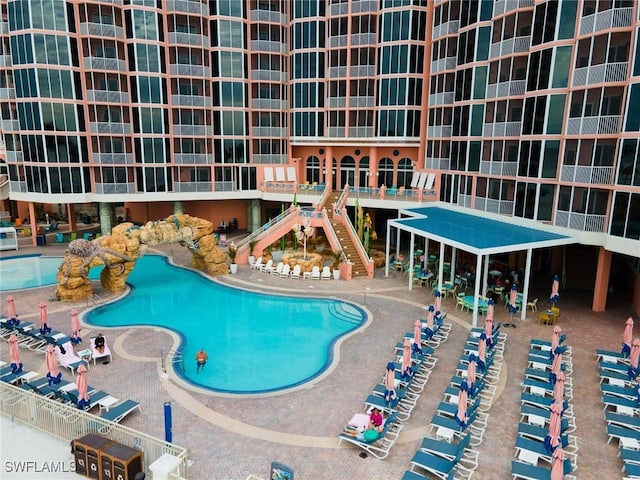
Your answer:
(99, 203), (113, 236)
(324, 146), (333, 187)
(28, 202), (37, 247)
(247, 199), (261, 233)
(472, 254), (483, 328)
(66, 204), (76, 232)
(521, 248), (533, 321)
(173, 201), (184, 215)
(593, 247), (612, 312)
(482, 256), (490, 296)
(384, 222), (391, 277)
(408, 232), (415, 291)
(369, 146), (378, 188)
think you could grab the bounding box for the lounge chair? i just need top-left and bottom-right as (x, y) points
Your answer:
(259, 259), (273, 273)
(250, 256), (263, 270)
(99, 399), (141, 423)
(511, 458), (575, 480)
(90, 337), (112, 365)
(310, 266), (320, 280)
(605, 411), (640, 431)
(55, 341), (88, 373)
(44, 222), (60, 233)
(290, 265), (301, 279)
(410, 447), (478, 480)
(418, 431), (473, 461)
(279, 264), (291, 277)
(270, 262), (284, 276)
(514, 436), (578, 470)
(607, 424), (640, 448)
(338, 412), (403, 459)
(321, 266), (331, 280)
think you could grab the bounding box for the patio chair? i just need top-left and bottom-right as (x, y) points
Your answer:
(310, 266), (321, 280)
(279, 264), (291, 277)
(321, 266), (331, 280)
(44, 222), (60, 233)
(290, 265), (301, 279)
(250, 256), (263, 270)
(270, 262), (284, 276)
(419, 431), (473, 461)
(514, 436), (578, 470)
(90, 336), (112, 365)
(55, 341), (88, 374)
(410, 447), (478, 480)
(338, 412), (403, 459)
(526, 298), (538, 312)
(55, 232), (65, 243)
(511, 458), (575, 480)
(259, 259), (273, 273)
(99, 399), (141, 423)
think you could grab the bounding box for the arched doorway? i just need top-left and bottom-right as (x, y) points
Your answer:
(341, 156), (355, 188)
(378, 157), (394, 187)
(398, 158), (414, 188)
(306, 156), (321, 184)
(358, 157), (370, 188)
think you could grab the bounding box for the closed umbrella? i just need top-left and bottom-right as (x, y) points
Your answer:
(551, 326), (563, 356)
(627, 338), (640, 380)
(553, 372), (565, 405)
(484, 300), (495, 346)
(550, 446), (565, 480)
(465, 353), (477, 396)
(544, 401), (563, 453)
(401, 338), (412, 380)
(384, 362), (397, 404)
(549, 350), (562, 384)
(434, 291), (442, 316)
(550, 274), (560, 307)
(505, 285), (518, 328)
(412, 319), (423, 356)
(622, 317), (634, 357)
(39, 301), (51, 334)
(477, 337), (487, 371)
(76, 364), (90, 410)
(8, 334), (22, 374)
(6, 295), (18, 324)
(45, 344), (61, 385)
(425, 305), (435, 339)
(70, 308), (82, 345)
(455, 384), (468, 429)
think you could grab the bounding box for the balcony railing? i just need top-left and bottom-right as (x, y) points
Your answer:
(172, 124), (212, 136)
(173, 153), (210, 164)
(166, 0), (208, 15)
(579, 7), (634, 35)
(327, 66), (347, 78)
(79, 22), (124, 38)
(95, 182), (136, 194)
(168, 32), (209, 47)
(84, 57), (127, 72)
(473, 197), (515, 215)
(560, 165), (614, 184)
(5, 151), (24, 162)
(327, 97), (347, 108)
(571, 62), (627, 87)
(483, 121), (522, 137)
(327, 127), (346, 137)
(489, 35), (531, 59)
(173, 181), (212, 192)
(0, 21), (9, 34)
(352, 0), (378, 14)
(89, 122), (131, 134)
(0, 119), (19, 131)
(250, 40), (286, 53)
(171, 94), (212, 107)
(430, 56), (457, 73)
(486, 79), (526, 98)
(347, 126), (374, 138)
(493, 0), (534, 16)
(252, 126), (287, 137)
(351, 33), (376, 46)
(0, 54), (12, 67)
(427, 125), (452, 137)
(566, 116), (621, 135)
(432, 20), (460, 39)
(349, 96), (375, 108)
(350, 65), (375, 77)
(9, 180), (27, 192)
(329, 1), (349, 15)
(251, 69), (286, 82)
(251, 98), (286, 110)
(554, 210), (606, 232)
(429, 91), (454, 106)
(249, 9), (286, 24)
(0, 87), (15, 99)
(170, 64), (209, 77)
(480, 161), (518, 176)
(328, 35), (348, 48)
(92, 153), (134, 164)
(86, 90), (129, 103)
(253, 154), (287, 164)
(425, 157), (450, 170)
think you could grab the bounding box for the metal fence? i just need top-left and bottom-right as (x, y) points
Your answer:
(0, 381), (189, 479)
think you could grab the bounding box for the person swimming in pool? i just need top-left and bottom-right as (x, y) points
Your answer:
(196, 348), (208, 373)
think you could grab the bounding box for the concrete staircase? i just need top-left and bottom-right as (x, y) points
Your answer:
(325, 191), (368, 278)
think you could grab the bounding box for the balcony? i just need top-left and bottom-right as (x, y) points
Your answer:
(95, 182), (136, 194)
(0, 87), (15, 99)
(554, 210), (606, 233)
(172, 124), (212, 136)
(486, 79), (526, 98)
(170, 64), (209, 77)
(493, 0), (534, 17)
(328, 35), (348, 48)
(327, 97), (347, 108)
(479, 161), (518, 176)
(250, 40), (286, 54)
(89, 122), (131, 134)
(560, 165), (614, 185)
(173, 153), (210, 164)
(352, 0), (377, 13)
(327, 127), (345, 137)
(329, 2), (348, 16)
(566, 116), (621, 135)
(171, 94), (212, 107)
(349, 65), (375, 77)
(489, 35), (531, 59)
(347, 126), (374, 138)
(84, 57), (127, 72)
(425, 157), (451, 170)
(251, 99), (286, 110)
(430, 56), (457, 73)
(0, 120), (19, 131)
(249, 9), (286, 24)
(473, 197), (515, 215)
(251, 70), (286, 82)
(429, 91), (454, 106)
(432, 20), (459, 39)
(93, 0), (124, 4)
(571, 62), (627, 87)
(92, 153), (134, 164)
(579, 7), (634, 35)
(168, 32), (209, 47)
(349, 96), (375, 108)
(173, 181), (212, 192)
(327, 66), (347, 78)
(351, 33), (376, 46)
(79, 22), (124, 38)
(9, 180), (27, 193)
(427, 125), (452, 137)
(165, 0), (208, 15)
(0, 54), (12, 67)
(5, 151), (24, 162)
(252, 126), (287, 137)
(483, 121), (522, 137)
(86, 90), (129, 103)
(253, 154), (287, 164)
(0, 21), (9, 34)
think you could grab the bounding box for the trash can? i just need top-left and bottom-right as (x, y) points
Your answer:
(36, 234), (46, 246)
(72, 434), (113, 479)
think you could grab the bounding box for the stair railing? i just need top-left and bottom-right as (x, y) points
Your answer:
(316, 185), (331, 211)
(235, 207), (296, 251)
(339, 208), (372, 264)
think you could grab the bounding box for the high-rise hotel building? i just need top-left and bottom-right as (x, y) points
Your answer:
(0, 1), (638, 311)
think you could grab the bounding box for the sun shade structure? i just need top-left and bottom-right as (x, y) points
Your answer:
(385, 205), (578, 326)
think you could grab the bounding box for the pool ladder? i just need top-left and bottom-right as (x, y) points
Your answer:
(161, 349), (184, 373)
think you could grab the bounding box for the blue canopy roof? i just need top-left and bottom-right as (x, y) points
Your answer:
(390, 206), (577, 255)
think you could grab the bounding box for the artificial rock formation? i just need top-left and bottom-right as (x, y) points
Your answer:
(56, 214), (229, 302)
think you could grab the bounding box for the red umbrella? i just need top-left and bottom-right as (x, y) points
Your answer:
(70, 308), (82, 345)
(628, 338), (640, 379)
(477, 337), (487, 370)
(550, 274), (560, 306)
(485, 298), (494, 323)
(434, 291), (442, 313)
(623, 317), (634, 356)
(6, 295), (17, 319)
(551, 326), (562, 352)
(401, 338), (412, 379)
(45, 344), (61, 385)
(76, 364), (90, 409)
(548, 402), (562, 439)
(550, 351), (562, 382)
(550, 446), (565, 480)
(384, 362), (396, 404)
(412, 319), (423, 356)
(39, 301), (51, 334)
(455, 385), (468, 428)
(553, 372), (565, 405)
(8, 334), (22, 374)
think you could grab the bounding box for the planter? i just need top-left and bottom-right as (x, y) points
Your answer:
(333, 268), (341, 280)
(230, 263), (238, 274)
(248, 255), (255, 265)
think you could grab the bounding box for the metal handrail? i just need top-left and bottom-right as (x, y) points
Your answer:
(234, 207), (295, 251)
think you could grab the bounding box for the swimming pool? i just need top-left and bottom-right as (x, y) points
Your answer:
(85, 255), (366, 394)
(0, 255), (102, 291)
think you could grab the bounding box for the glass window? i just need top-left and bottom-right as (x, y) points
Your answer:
(471, 106), (483, 136)
(552, 47), (571, 88)
(135, 44), (161, 72)
(292, 0), (321, 19)
(219, 51), (245, 78)
(546, 94), (565, 134)
(558, 1), (577, 40)
(8, 0), (31, 31)
(140, 107), (164, 133)
(220, 81), (244, 107)
(216, 0), (244, 17)
(10, 34), (34, 65)
(476, 27), (490, 61)
(618, 139), (640, 186)
(542, 140), (559, 178)
(635, 33), (640, 77)
(132, 10), (158, 40)
(625, 84), (640, 131)
(138, 76), (162, 103)
(473, 66), (487, 99)
(217, 20), (244, 48)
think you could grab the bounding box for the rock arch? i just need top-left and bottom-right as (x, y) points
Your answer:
(56, 214), (229, 302)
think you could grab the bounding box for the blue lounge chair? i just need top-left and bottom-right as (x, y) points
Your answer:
(511, 458), (574, 479)
(402, 470), (439, 480)
(410, 450), (457, 480)
(600, 383), (639, 401)
(605, 411), (640, 431)
(338, 412), (402, 459)
(624, 461), (640, 478)
(99, 399), (140, 423)
(606, 424), (639, 445)
(419, 431), (472, 460)
(514, 436), (577, 469)
(620, 448), (640, 465)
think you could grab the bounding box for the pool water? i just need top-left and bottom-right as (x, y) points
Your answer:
(85, 255), (366, 394)
(0, 255), (102, 291)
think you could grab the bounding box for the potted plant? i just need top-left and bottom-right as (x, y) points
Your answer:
(228, 242), (238, 274)
(332, 249), (343, 280)
(248, 239), (258, 265)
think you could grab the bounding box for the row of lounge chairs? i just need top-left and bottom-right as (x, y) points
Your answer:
(511, 335), (578, 480)
(251, 258), (334, 280)
(596, 348), (640, 479)
(404, 322), (506, 480)
(1, 318), (70, 353)
(338, 312), (452, 459)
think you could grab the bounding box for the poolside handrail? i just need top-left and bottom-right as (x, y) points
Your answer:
(234, 207), (296, 251)
(0, 381), (189, 479)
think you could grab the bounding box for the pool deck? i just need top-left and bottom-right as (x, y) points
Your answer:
(0, 241), (636, 480)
